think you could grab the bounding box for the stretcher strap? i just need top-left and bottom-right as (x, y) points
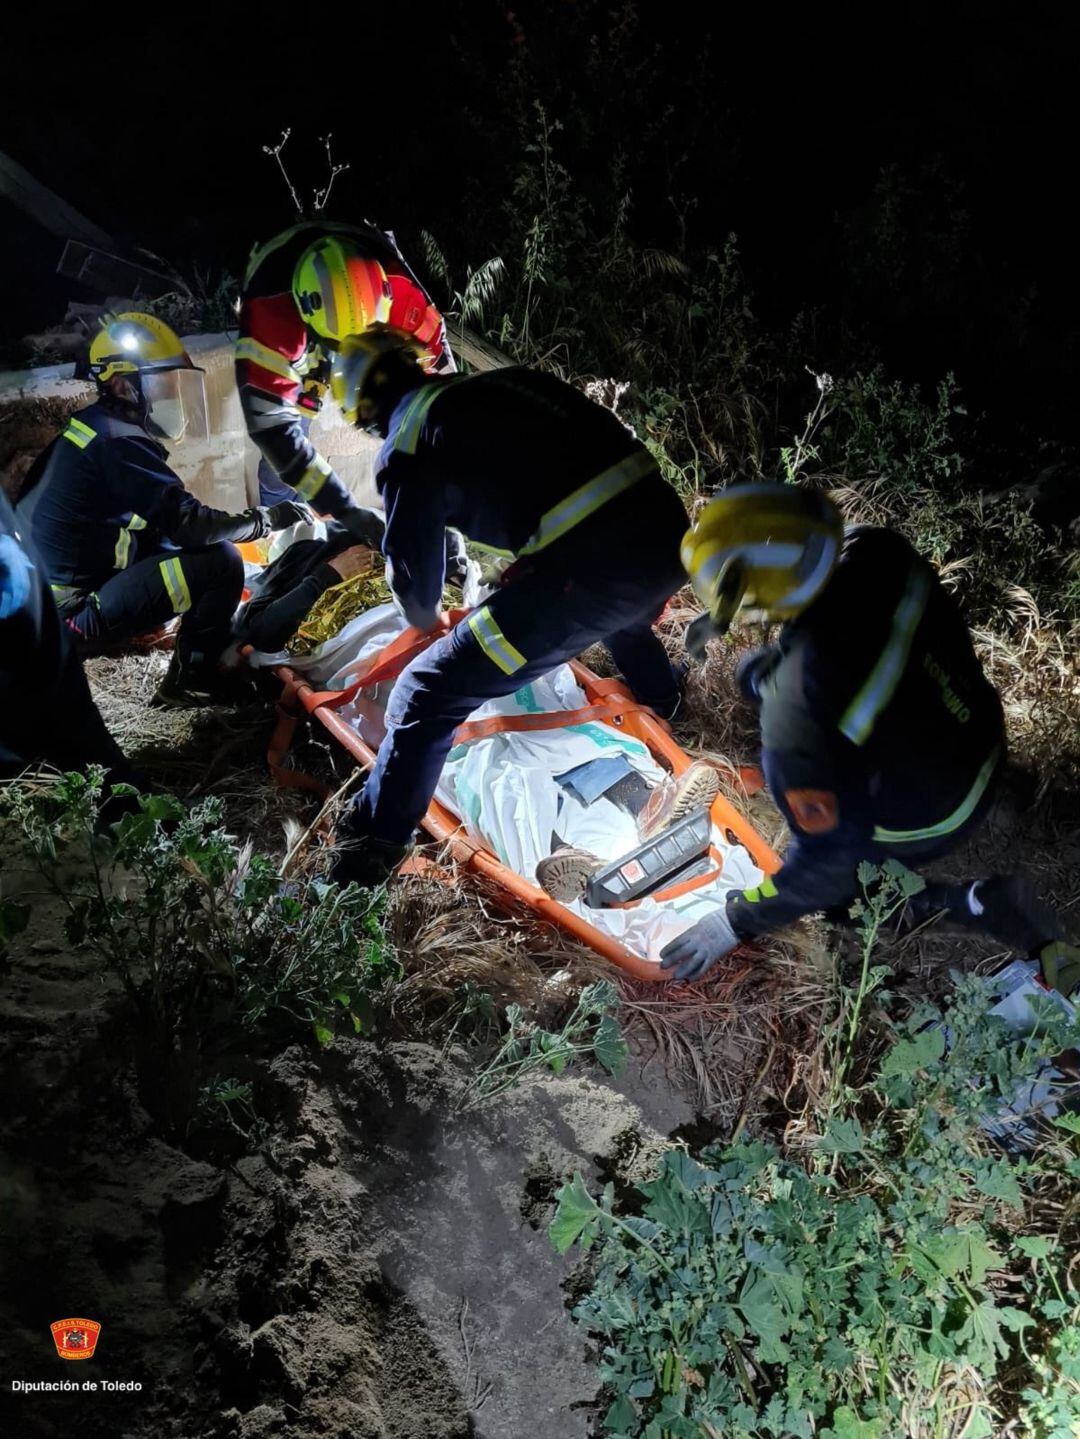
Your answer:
(451, 700), (639, 745)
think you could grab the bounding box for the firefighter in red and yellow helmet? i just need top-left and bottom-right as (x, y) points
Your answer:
(234, 219), (452, 546)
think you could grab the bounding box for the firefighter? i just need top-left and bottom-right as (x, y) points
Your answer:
(235, 219), (452, 526)
(325, 328), (690, 886)
(19, 313), (309, 706)
(1, 490), (132, 784)
(658, 484), (1079, 997)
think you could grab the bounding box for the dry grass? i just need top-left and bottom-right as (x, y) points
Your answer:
(84, 651), (316, 859)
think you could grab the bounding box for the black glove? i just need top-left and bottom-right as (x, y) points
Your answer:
(444, 527), (469, 589)
(735, 645), (782, 704)
(261, 500), (316, 531)
(340, 507), (387, 551)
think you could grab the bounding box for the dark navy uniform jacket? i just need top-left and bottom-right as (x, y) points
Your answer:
(728, 525), (1005, 938)
(20, 401), (266, 594)
(374, 368), (669, 629)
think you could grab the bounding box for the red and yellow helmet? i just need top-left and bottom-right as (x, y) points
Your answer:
(292, 236), (392, 343)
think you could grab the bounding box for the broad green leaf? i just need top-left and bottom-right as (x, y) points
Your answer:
(738, 1264), (802, 1361)
(957, 1297), (1009, 1364)
(640, 1176), (709, 1235)
(970, 1160), (1022, 1210)
(961, 1411), (994, 1439)
(1052, 1112), (1080, 1134)
(313, 1022), (334, 1049)
(142, 792), (186, 823)
(603, 1394), (637, 1433)
(916, 1227), (1004, 1286)
(550, 1172), (603, 1254)
(594, 1014), (629, 1077)
(819, 1117), (866, 1155)
(878, 1026), (945, 1078)
(999, 1305), (1036, 1333)
(1015, 1235), (1053, 1261)
(664, 1150), (709, 1191)
(821, 1406), (884, 1439)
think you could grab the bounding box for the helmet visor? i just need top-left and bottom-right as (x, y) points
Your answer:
(142, 368), (208, 443)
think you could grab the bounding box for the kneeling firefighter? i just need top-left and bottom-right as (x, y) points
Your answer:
(236, 219), (452, 525)
(658, 484), (1080, 997)
(325, 328), (690, 887)
(18, 313), (310, 706)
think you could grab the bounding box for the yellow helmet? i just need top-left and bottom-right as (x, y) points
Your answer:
(293, 236), (392, 343)
(682, 483), (843, 642)
(330, 327), (428, 426)
(88, 312), (195, 383)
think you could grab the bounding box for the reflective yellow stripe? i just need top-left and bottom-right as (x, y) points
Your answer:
(113, 514), (146, 571)
(873, 745), (1001, 844)
(62, 416), (97, 450)
(741, 875), (779, 904)
(235, 336), (303, 383)
(840, 565), (931, 746)
(159, 556), (192, 614)
(467, 606), (527, 675)
(295, 453), (333, 501)
(391, 379), (464, 457)
(520, 450), (657, 556)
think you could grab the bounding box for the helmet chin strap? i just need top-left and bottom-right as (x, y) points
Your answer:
(101, 373), (150, 425)
(684, 557), (749, 660)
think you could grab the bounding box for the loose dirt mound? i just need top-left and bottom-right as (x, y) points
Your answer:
(0, 869), (691, 1439)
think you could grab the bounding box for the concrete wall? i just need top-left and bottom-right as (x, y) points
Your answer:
(0, 332), (382, 511)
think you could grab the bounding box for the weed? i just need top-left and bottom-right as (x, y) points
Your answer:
(551, 867), (1080, 1437)
(459, 979), (628, 1110)
(1, 769), (398, 1073)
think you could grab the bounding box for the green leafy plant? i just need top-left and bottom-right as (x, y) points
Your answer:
(2, 769), (397, 1050)
(459, 979), (628, 1110)
(550, 868), (1080, 1438)
(197, 1076), (272, 1151)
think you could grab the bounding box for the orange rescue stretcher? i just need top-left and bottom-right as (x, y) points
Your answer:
(264, 610), (779, 982)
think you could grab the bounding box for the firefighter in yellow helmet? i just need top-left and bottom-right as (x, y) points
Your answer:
(234, 219), (452, 548)
(659, 484), (1077, 997)
(18, 313), (310, 705)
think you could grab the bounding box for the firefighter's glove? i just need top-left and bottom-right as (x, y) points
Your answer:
(340, 507), (387, 551)
(685, 612), (720, 663)
(444, 527), (469, 589)
(659, 904), (739, 982)
(262, 500), (316, 532)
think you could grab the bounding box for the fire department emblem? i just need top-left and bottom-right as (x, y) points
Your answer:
(50, 1318), (101, 1360)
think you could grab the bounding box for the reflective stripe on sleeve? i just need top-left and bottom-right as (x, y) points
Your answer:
(467, 605), (527, 675)
(520, 450), (657, 556)
(159, 556), (193, 614)
(839, 564), (931, 746)
(235, 336), (303, 383)
(62, 416), (97, 450)
(294, 453), (333, 501)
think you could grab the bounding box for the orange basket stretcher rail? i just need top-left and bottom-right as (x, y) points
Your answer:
(261, 611), (779, 983)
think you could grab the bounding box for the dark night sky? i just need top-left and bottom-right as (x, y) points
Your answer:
(2, 1), (1077, 428)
